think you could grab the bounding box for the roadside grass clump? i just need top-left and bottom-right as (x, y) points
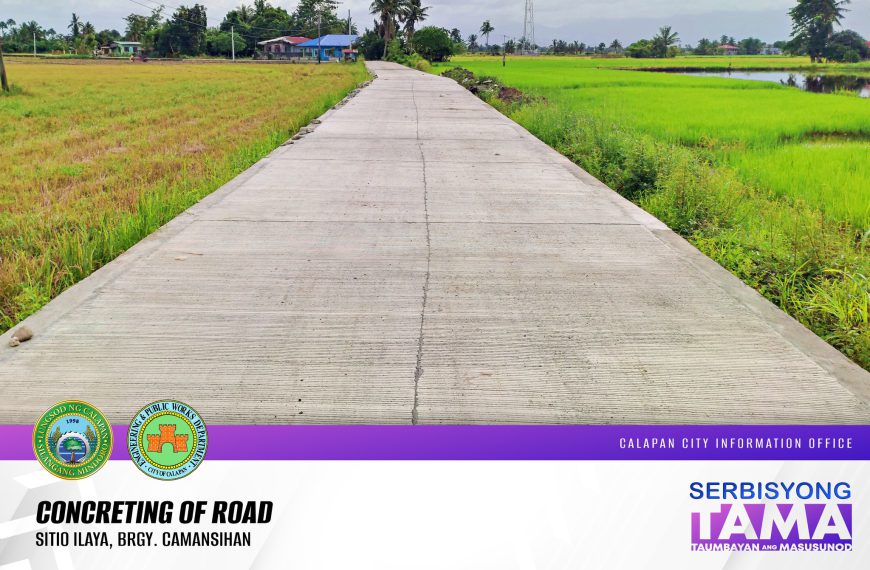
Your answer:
(0, 61), (369, 331)
(384, 39), (432, 72)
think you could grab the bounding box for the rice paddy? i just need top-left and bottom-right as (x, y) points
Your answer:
(0, 61), (368, 331)
(434, 55), (869, 368)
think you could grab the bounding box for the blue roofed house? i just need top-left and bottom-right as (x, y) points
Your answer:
(298, 35), (359, 62)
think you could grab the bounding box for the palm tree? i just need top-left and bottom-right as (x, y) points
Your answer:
(652, 26), (679, 58)
(479, 20), (494, 47)
(370, 0), (402, 57)
(467, 33), (478, 52)
(68, 13), (80, 38)
(609, 39), (622, 53)
(82, 22), (95, 36)
(237, 4), (254, 23)
(402, 0), (429, 40)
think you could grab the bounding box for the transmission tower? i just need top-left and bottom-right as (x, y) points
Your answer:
(522, 0), (535, 53)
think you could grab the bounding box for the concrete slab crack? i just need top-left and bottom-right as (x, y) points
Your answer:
(411, 77), (431, 425)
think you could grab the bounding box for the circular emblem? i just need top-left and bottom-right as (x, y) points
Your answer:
(127, 400), (208, 480)
(32, 400), (113, 480)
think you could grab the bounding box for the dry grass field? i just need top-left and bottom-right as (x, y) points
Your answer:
(0, 61), (368, 331)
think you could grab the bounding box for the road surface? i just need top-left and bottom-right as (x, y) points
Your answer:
(1, 61), (868, 424)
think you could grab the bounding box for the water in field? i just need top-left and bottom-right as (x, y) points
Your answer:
(678, 71), (870, 98)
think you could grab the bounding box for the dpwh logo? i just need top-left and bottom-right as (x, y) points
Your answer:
(127, 400), (208, 480)
(690, 481), (852, 552)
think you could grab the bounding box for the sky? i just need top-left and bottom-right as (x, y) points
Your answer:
(1, 0), (868, 46)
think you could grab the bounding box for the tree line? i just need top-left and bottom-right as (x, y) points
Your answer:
(0, 0), (354, 58)
(1, 0), (866, 63)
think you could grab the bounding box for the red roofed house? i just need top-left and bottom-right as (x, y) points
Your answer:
(718, 44), (739, 55)
(257, 36), (311, 59)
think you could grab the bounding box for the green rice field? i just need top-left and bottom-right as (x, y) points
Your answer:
(434, 55), (869, 368)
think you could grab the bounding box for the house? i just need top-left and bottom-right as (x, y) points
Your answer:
(297, 35), (359, 62)
(718, 44), (739, 55)
(98, 41), (141, 57)
(256, 36), (311, 58)
(760, 44), (782, 55)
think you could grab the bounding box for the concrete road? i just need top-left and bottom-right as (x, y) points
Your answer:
(1, 62), (868, 424)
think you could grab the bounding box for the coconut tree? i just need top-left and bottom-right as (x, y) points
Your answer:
(467, 33), (478, 52)
(479, 20), (494, 47)
(402, 0), (429, 41)
(652, 26), (680, 58)
(68, 13), (81, 38)
(370, 0), (402, 57)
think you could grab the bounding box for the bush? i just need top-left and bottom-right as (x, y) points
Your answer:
(384, 38), (408, 63)
(358, 30), (385, 61)
(627, 39), (653, 58)
(824, 30), (869, 62)
(411, 27), (455, 62)
(206, 31), (246, 57)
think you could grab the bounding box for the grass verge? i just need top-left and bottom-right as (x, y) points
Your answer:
(442, 66), (869, 369)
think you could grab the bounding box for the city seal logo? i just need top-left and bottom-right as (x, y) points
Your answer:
(32, 400), (113, 480)
(128, 400), (208, 480)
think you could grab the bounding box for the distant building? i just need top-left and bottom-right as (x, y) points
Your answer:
(297, 35), (359, 61)
(256, 36), (311, 59)
(760, 45), (783, 55)
(97, 41), (141, 57)
(718, 44), (739, 55)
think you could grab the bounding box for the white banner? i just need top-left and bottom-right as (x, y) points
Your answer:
(1, 460), (867, 569)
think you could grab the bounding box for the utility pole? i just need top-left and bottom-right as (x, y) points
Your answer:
(0, 37), (9, 93)
(33, 32), (37, 57)
(231, 25), (235, 61)
(317, 14), (322, 64)
(347, 9), (351, 36)
(502, 34), (507, 66)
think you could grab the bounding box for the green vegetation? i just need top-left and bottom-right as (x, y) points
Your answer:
(788, 0), (851, 62)
(434, 56), (869, 368)
(0, 1), (353, 59)
(0, 61), (368, 332)
(412, 26), (454, 63)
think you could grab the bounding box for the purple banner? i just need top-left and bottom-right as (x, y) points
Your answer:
(1, 425), (868, 461)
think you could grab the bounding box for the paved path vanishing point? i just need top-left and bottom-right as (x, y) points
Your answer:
(1, 62), (868, 425)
